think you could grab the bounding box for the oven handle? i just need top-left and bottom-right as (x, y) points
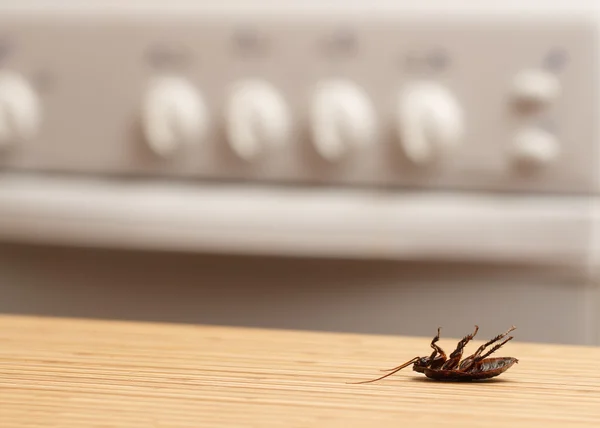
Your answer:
(0, 173), (591, 265)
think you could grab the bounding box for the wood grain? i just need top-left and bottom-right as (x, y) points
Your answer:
(1, 315), (599, 427)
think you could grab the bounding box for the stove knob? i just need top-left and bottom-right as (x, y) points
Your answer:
(225, 80), (290, 161)
(0, 70), (41, 149)
(511, 127), (560, 167)
(309, 79), (377, 162)
(396, 81), (464, 164)
(511, 69), (560, 109)
(141, 75), (207, 157)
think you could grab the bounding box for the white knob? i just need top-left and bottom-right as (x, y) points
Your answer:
(512, 69), (560, 108)
(396, 81), (464, 164)
(141, 76), (207, 157)
(309, 79), (377, 162)
(225, 80), (290, 161)
(0, 70), (41, 149)
(511, 127), (560, 167)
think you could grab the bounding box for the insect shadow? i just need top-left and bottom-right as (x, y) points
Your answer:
(411, 376), (512, 384)
(350, 325), (519, 384)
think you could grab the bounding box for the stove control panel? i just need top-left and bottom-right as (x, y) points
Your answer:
(0, 11), (597, 194)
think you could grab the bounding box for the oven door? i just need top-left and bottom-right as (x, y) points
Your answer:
(0, 174), (595, 346)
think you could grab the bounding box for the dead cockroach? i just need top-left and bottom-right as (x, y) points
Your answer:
(351, 325), (518, 383)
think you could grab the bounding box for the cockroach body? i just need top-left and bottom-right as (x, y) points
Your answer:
(352, 325), (518, 383)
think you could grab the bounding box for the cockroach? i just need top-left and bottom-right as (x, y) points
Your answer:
(351, 325), (518, 383)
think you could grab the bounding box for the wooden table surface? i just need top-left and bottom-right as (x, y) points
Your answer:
(1, 315), (600, 427)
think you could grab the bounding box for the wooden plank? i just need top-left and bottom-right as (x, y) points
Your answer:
(1, 315), (599, 427)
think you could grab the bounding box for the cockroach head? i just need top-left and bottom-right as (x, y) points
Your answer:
(413, 356), (430, 370)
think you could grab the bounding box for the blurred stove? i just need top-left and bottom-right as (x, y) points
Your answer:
(0, 1), (598, 346)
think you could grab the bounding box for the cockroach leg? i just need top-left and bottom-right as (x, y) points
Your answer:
(461, 335), (514, 371)
(441, 325), (479, 370)
(459, 325), (516, 370)
(430, 327), (447, 360)
(474, 325), (515, 357)
(348, 356), (421, 384)
(477, 336), (513, 361)
(380, 327), (445, 372)
(427, 327), (448, 369)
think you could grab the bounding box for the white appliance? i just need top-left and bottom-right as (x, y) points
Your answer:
(0, 1), (598, 345)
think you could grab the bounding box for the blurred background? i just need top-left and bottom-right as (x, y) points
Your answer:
(0, 0), (598, 346)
